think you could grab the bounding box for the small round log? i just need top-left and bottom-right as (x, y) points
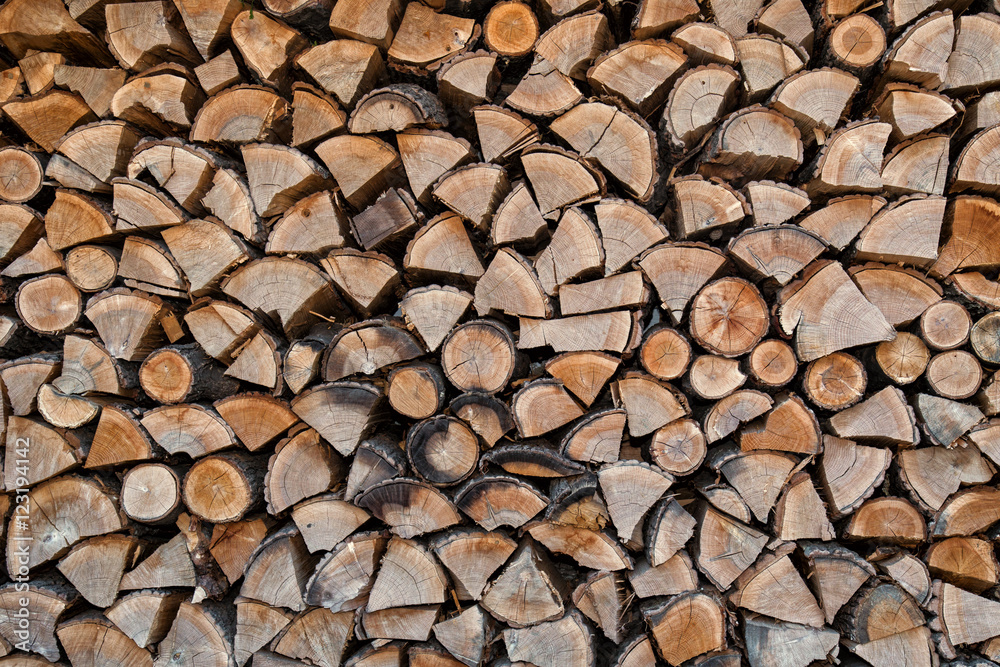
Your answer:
(139, 344), (239, 405)
(442, 319), (519, 393)
(407, 415), (480, 487)
(747, 339), (798, 387)
(182, 452), (263, 523)
(690, 277), (768, 357)
(483, 1), (539, 57)
(0, 146), (43, 202)
(971, 312), (1000, 365)
(388, 362), (447, 420)
(926, 350), (983, 400)
(122, 463), (184, 524)
(650, 418), (707, 476)
(639, 325), (691, 380)
(827, 14), (886, 74)
(803, 352), (867, 411)
(921, 300), (972, 350)
(64, 245), (119, 292)
(15, 274), (82, 334)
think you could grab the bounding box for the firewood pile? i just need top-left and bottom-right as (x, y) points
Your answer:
(3, 0), (1000, 664)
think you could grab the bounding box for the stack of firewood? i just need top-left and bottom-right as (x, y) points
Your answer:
(3, 0), (1000, 664)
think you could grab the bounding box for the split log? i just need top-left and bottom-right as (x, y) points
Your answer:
(265, 427), (343, 514)
(736, 34), (807, 102)
(190, 86), (290, 146)
(672, 22), (739, 65)
(303, 530), (386, 611)
(545, 351), (619, 405)
(727, 226), (825, 285)
(230, 11), (305, 90)
(927, 537), (999, 593)
(931, 486), (1000, 537)
(777, 261), (895, 362)
(455, 474), (547, 530)
(588, 40), (686, 117)
(389, 4), (478, 74)
(57, 611), (152, 665)
(154, 599), (236, 667)
(522, 146), (604, 217)
(851, 263), (942, 327)
(599, 461), (673, 543)
(295, 39), (384, 108)
(807, 121), (891, 195)
(645, 592), (726, 666)
(193, 51), (242, 97)
(688, 355), (746, 399)
(662, 65), (740, 151)
(845, 497), (926, 546)
(290, 83), (345, 148)
(670, 177), (746, 241)
(740, 393), (821, 453)
(482, 538), (566, 627)
(550, 101), (657, 201)
(629, 552), (698, 599)
(401, 285), (472, 353)
(882, 11), (954, 89)
(513, 312), (622, 354)
(728, 546), (824, 626)
(774, 472), (836, 540)
(743, 614), (839, 666)
(934, 582), (1000, 648)
(431, 529), (516, 601)
(141, 403), (238, 458)
(505, 55), (583, 117)
(105, 1), (200, 71)
(693, 503), (767, 589)
(502, 611), (595, 667)
(613, 372), (689, 437)
(704, 390), (773, 442)
(3, 90), (98, 152)
(698, 106), (803, 183)
(356, 478), (461, 538)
